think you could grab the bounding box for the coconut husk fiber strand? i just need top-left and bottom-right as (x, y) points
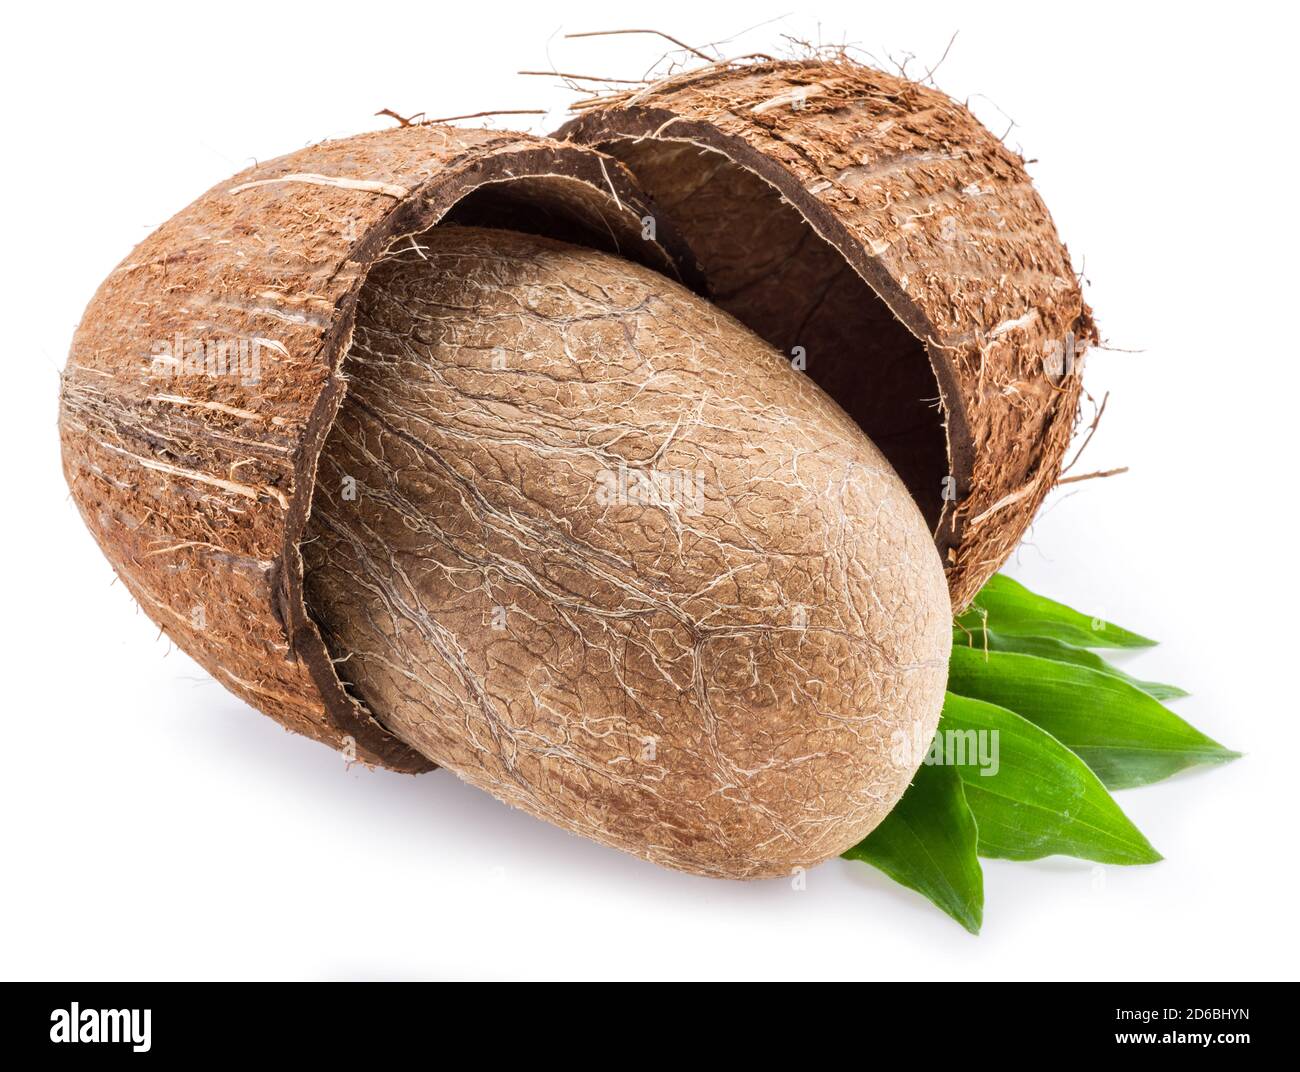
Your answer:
(59, 125), (693, 771)
(303, 226), (950, 877)
(559, 57), (1097, 610)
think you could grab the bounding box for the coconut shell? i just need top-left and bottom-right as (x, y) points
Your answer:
(59, 125), (692, 771)
(559, 58), (1096, 610)
(303, 226), (951, 877)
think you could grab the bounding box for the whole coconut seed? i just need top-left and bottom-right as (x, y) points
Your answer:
(303, 226), (951, 878)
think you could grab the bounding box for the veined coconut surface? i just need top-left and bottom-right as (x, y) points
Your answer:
(559, 58), (1097, 610)
(303, 226), (951, 878)
(58, 125), (690, 771)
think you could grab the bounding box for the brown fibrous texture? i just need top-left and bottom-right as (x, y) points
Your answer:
(559, 57), (1097, 610)
(58, 125), (690, 769)
(302, 227), (950, 878)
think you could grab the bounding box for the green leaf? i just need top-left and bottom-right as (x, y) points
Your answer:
(940, 693), (1162, 865)
(843, 761), (983, 934)
(947, 646), (1239, 789)
(953, 628), (1189, 701)
(956, 574), (1156, 649)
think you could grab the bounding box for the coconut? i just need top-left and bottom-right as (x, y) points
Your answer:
(302, 225), (950, 877)
(558, 57), (1097, 609)
(58, 125), (694, 770)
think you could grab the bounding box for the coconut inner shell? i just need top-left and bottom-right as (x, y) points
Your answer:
(302, 225), (949, 878)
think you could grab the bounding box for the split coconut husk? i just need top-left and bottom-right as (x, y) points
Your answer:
(559, 57), (1097, 609)
(58, 125), (694, 771)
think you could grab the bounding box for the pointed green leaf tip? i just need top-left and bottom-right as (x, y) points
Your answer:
(844, 762), (983, 934)
(940, 693), (1162, 864)
(955, 573), (1156, 649)
(947, 647), (1239, 789)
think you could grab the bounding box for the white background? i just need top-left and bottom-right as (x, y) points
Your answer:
(3, 1), (1296, 980)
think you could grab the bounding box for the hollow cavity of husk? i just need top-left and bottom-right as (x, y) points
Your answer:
(559, 58), (1097, 610)
(303, 225), (951, 879)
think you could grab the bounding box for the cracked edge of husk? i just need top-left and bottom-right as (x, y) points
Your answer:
(59, 124), (696, 772)
(557, 56), (1098, 610)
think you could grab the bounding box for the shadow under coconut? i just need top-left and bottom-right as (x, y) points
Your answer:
(182, 674), (830, 903)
